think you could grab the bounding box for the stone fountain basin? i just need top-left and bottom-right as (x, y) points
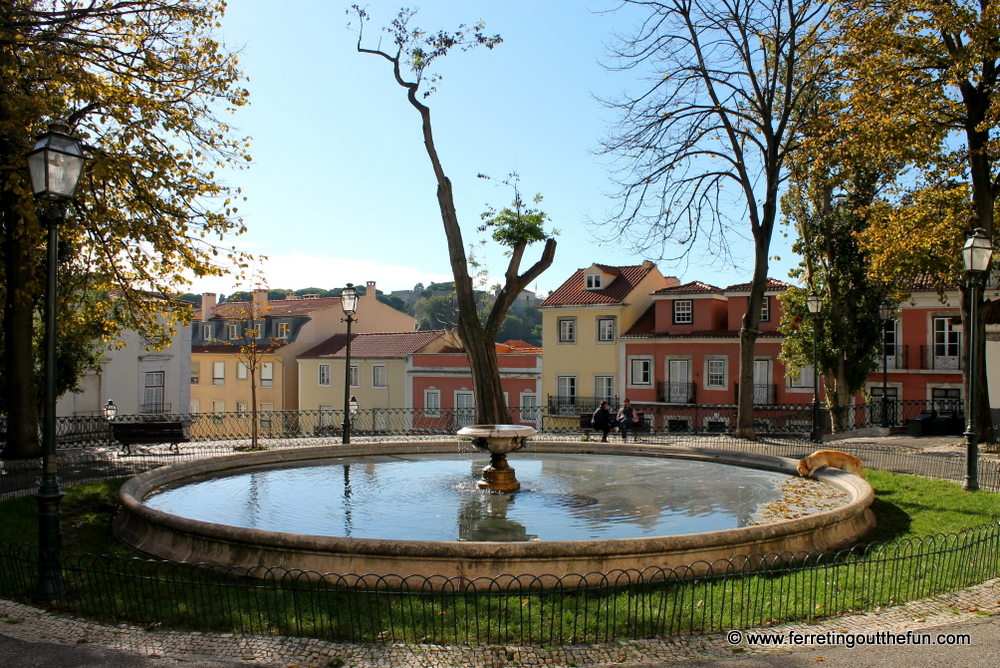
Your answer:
(113, 441), (875, 588)
(458, 424), (536, 453)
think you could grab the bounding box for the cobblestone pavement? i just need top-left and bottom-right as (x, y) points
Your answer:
(1, 577), (997, 667)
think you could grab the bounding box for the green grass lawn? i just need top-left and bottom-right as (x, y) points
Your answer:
(0, 469), (997, 644)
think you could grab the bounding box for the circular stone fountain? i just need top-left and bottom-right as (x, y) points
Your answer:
(113, 440), (875, 587)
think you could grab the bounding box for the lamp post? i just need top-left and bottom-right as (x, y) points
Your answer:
(806, 293), (824, 442)
(340, 284), (358, 444)
(962, 228), (993, 492)
(26, 121), (87, 601)
(879, 300), (894, 429)
(103, 400), (118, 421)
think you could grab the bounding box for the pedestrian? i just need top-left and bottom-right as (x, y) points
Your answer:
(592, 400), (612, 442)
(617, 398), (639, 442)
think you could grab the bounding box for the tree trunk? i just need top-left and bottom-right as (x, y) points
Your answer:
(831, 361), (853, 433)
(735, 233), (771, 438)
(1, 193), (41, 460)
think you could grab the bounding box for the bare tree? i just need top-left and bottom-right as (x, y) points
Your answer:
(223, 294), (278, 450)
(601, 0), (830, 437)
(350, 6), (556, 425)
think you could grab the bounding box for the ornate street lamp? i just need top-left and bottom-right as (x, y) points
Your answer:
(962, 228), (993, 492)
(103, 400), (118, 421)
(340, 284), (359, 444)
(879, 300), (894, 429)
(806, 293), (824, 442)
(26, 121), (88, 601)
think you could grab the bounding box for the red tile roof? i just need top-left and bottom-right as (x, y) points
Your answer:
(213, 296), (342, 320)
(620, 305), (783, 338)
(298, 330), (448, 359)
(724, 278), (792, 293)
(540, 263), (658, 307)
(497, 340), (543, 354)
(653, 281), (722, 295)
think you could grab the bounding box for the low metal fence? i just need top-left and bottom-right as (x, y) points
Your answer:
(0, 524), (997, 644)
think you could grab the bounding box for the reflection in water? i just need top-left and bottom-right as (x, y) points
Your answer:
(146, 453), (814, 542)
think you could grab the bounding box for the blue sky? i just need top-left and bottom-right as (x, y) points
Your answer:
(190, 0), (800, 298)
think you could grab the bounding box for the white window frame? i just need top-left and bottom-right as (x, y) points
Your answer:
(597, 317), (615, 342)
(594, 375), (616, 403)
(228, 323), (239, 340)
(201, 324), (212, 340)
(788, 364), (815, 389)
(260, 362), (273, 388)
(189, 398), (200, 413)
(673, 300), (693, 324)
(424, 389), (441, 417)
(760, 296), (770, 323)
(349, 365), (359, 388)
(212, 361), (225, 386)
(247, 324), (261, 339)
(236, 401), (248, 418)
(520, 392), (538, 423)
(278, 322), (291, 340)
(237, 362), (248, 380)
(556, 375), (577, 412)
(630, 358), (652, 386)
(558, 318), (576, 343)
(585, 274), (602, 290)
(318, 364), (331, 386)
(707, 358), (726, 388)
(373, 365), (387, 388)
(318, 404), (334, 427)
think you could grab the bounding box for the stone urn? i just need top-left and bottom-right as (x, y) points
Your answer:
(457, 424), (537, 492)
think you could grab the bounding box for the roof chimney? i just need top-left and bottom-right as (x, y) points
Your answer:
(366, 280), (377, 303)
(253, 289), (268, 313)
(201, 293), (217, 321)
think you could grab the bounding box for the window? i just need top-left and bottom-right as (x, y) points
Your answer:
(228, 323), (239, 340)
(595, 376), (615, 403)
(556, 376), (577, 410)
(673, 300), (693, 324)
(933, 317), (960, 358)
(707, 359), (726, 387)
(425, 389), (441, 417)
(237, 362), (248, 380)
(318, 364), (331, 386)
(189, 398), (200, 413)
(349, 365), (359, 387)
(630, 359), (652, 385)
(789, 365), (815, 388)
(142, 372), (164, 413)
(598, 318), (615, 342)
(931, 387), (961, 412)
(585, 274), (602, 289)
(558, 318), (576, 343)
(248, 325), (261, 339)
(760, 297), (770, 322)
(883, 318), (897, 356)
(236, 401), (248, 418)
(373, 365), (387, 388)
(278, 323), (291, 340)
(201, 324), (212, 340)
(520, 393), (538, 422)
(190, 361), (200, 386)
(212, 361), (225, 386)
(211, 400), (225, 424)
(260, 362), (273, 388)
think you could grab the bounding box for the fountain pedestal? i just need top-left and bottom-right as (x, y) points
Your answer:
(457, 424), (537, 493)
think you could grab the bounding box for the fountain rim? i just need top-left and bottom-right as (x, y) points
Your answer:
(117, 441), (873, 559)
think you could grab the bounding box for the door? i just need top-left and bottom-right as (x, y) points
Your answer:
(933, 318), (960, 369)
(456, 392), (475, 429)
(668, 360), (690, 403)
(870, 386), (899, 426)
(753, 360), (771, 404)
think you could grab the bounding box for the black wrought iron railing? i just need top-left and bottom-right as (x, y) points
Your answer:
(920, 345), (963, 370)
(545, 395), (618, 416)
(734, 383), (776, 405)
(656, 381), (696, 403)
(874, 344), (908, 370)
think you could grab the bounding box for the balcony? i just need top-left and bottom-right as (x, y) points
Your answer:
(656, 381), (697, 404)
(139, 402), (172, 415)
(547, 395), (618, 416)
(874, 344), (908, 371)
(920, 346), (963, 370)
(734, 383), (776, 405)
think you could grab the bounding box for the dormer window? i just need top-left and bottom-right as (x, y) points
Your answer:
(585, 274), (602, 290)
(673, 300), (693, 324)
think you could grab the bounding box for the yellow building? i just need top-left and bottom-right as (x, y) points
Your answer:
(538, 262), (672, 421)
(297, 329), (457, 434)
(190, 282), (416, 414)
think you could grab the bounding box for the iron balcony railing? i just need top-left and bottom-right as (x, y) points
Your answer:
(920, 345), (963, 370)
(656, 381), (697, 404)
(874, 344), (908, 370)
(139, 402), (171, 415)
(733, 383), (776, 405)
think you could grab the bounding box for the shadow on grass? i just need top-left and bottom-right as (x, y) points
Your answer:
(860, 494), (912, 544)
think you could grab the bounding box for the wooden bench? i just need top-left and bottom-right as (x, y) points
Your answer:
(110, 421), (190, 454)
(579, 412), (650, 440)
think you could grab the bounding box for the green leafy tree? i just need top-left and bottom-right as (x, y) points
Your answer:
(0, 1), (251, 459)
(351, 6), (556, 425)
